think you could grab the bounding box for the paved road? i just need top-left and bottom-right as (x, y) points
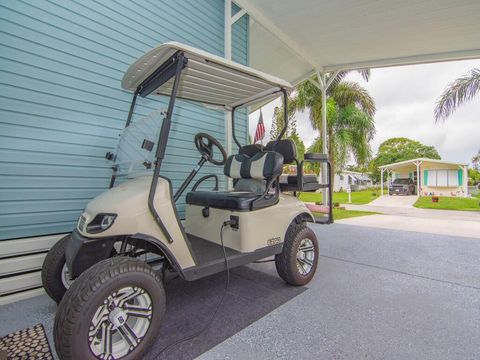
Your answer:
(200, 223), (480, 360)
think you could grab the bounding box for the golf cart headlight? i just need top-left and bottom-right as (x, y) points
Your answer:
(86, 213), (117, 233)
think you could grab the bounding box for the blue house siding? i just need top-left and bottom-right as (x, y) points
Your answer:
(0, 0), (249, 240)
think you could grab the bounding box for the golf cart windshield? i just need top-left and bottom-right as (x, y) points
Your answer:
(111, 42), (294, 178)
(113, 109), (163, 176)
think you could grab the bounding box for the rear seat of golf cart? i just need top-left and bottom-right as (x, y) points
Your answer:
(186, 139), (331, 212)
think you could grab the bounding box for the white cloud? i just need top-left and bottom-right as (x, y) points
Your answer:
(249, 59), (480, 164)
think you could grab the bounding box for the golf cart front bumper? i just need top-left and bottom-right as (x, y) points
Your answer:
(66, 229), (118, 278)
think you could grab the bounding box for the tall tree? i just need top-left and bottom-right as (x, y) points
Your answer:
(270, 105), (305, 160)
(472, 149), (480, 171)
(290, 71), (376, 186)
(434, 68), (480, 121)
(370, 137), (441, 183)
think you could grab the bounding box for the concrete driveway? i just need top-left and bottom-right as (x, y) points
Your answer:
(201, 223), (480, 360)
(343, 196), (480, 239)
(368, 195), (417, 207)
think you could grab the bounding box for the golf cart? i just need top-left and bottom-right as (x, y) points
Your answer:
(42, 42), (332, 360)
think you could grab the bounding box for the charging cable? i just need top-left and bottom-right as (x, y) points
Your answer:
(152, 222), (231, 358)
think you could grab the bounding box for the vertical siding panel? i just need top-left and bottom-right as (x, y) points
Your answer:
(0, 0), (249, 240)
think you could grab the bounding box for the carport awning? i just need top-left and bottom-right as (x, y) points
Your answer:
(234, 0), (480, 84)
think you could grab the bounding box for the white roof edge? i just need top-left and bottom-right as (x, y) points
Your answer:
(323, 49), (480, 73)
(379, 158), (468, 169)
(122, 41), (293, 91)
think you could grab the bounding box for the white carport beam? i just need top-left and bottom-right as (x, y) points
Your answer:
(233, 0), (320, 70)
(231, 9), (247, 24)
(323, 49), (480, 73)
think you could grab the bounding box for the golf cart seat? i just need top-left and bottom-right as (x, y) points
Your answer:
(264, 139), (324, 192)
(186, 151), (283, 211)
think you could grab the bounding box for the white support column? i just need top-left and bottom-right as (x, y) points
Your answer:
(224, 1), (248, 191)
(414, 161), (422, 197)
(463, 165), (468, 197)
(224, 0), (233, 189)
(308, 71), (339, 205)
(380, 168), (384, 196)
(320, 72), (328, 204)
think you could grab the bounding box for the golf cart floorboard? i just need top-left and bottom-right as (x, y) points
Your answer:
(186, 234), (240, 265)
(183, 234), (282, 281)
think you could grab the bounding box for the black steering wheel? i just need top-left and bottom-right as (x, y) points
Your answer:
(194, 132), (227, 166)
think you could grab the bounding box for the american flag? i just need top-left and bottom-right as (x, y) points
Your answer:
(254, 109), (265, 144)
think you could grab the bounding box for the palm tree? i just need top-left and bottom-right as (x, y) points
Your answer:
(289, 71), (376, 187)
(434, 68), (480, 121)
(472, 150), (480, 171)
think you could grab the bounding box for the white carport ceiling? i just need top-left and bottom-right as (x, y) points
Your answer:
(235, 0), (480, 83)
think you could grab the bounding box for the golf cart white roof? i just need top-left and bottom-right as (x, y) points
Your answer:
(122, 41), (293, 109)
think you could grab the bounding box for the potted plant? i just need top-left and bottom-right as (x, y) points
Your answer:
(432, 196), (439, 203)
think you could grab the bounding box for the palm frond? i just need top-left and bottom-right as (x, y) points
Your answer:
(331, 82), (376, 117)
(434, 68), (480, 121)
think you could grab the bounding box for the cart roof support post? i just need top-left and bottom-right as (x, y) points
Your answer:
(147, 52), (187, 244)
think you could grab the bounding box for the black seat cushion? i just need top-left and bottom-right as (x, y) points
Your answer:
(281, 174), (318, 184)
(186, 191), (260, 211)
(279, 174), (322, 192)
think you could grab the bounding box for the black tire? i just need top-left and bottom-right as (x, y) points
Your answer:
(54, 257), (166, 360)
(275, 223), (318, 286)
(41, 234), (71, 304)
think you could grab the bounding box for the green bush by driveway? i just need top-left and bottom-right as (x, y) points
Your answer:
(300, 190), (379, 205)
(414, 196), (480, 211)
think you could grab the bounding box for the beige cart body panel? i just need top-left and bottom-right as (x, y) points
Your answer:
(76, 175), (314, 269)
(77, 175), (196, 269)
(184, 195), (313, 253)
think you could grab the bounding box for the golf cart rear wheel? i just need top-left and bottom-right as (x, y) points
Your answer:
(54, 257), (165, 360)
(275, 224), (318, 286)
(41, 234), (72, 304)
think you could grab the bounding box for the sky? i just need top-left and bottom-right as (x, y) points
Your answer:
(249, 59), (480, 165)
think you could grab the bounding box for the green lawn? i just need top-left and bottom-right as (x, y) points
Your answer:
(313, 208), (378, 220)
(414, 196), (480, 211)
(299, 190), (380, 205)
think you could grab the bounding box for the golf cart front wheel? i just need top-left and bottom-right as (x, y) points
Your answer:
(54, 257), (165, 360)
(275, 224), (318, 286)
(41, 234), (73, 304)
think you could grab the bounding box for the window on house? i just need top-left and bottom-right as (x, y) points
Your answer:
(426, 169), (459, 187)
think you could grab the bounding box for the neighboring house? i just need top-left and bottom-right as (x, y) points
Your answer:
(379, 158), (468, 197)
(334, 171), (373, 192)
(0, 1), (248, 302)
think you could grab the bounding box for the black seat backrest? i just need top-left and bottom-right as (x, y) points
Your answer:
(238, 144), (262, 158)
(265, 140), (297, 164)
(224, 151), (284, 181)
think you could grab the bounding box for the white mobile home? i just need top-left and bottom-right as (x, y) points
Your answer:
(334, 171), (373, 192)
(379, 158), (469, 197)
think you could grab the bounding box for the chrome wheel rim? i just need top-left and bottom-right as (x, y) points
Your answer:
(61, 263), (73, 289)
(88, 286), (153, 360)
(296, 238), (315, 276)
